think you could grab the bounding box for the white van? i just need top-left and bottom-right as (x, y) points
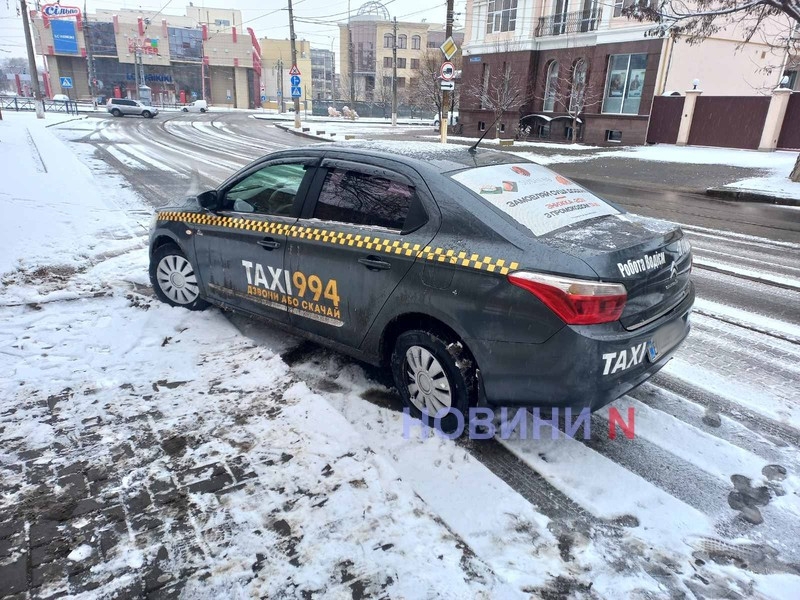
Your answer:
(182, 99), (208, 113)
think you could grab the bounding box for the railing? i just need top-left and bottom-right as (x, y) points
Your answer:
(535, 8), (602, 37)
(0, 97), (81, 115)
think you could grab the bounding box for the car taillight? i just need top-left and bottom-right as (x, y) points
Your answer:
(508, 271), (627, 325)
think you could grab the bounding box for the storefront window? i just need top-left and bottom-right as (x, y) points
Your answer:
(169, 27), (203, 62)
(602, 53), (647, 115)
(89, 22), (117, 56)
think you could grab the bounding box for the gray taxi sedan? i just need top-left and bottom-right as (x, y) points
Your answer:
(148, 142), (694, 431)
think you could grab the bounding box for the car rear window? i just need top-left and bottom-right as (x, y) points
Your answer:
(451, 163), (619, 236)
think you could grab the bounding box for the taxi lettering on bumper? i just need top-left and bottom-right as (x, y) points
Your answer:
(602, 342), (647, 376)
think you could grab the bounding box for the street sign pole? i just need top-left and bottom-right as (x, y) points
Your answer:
(440, 0), (455, 143)
(287, 0), (301, 129)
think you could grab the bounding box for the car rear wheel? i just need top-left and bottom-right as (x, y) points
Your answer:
(391, 330), (476, 434)
(200, 108), (206, 113)
(182, 107), (188, 112)
(149, 244), (208, 310)
(142, 110), (152, 118)
(111, 108), (122, 117)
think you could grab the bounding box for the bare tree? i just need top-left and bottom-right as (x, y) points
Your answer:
(623, 0), (800, 180)
(409, 50), (461, 121)
(464, 57), (529, 138)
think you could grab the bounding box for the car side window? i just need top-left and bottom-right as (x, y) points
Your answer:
(224, 163), (307, 217)
(313, 168), (414, 230)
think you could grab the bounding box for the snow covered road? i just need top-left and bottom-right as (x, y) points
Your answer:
(1, 112), (799, 599)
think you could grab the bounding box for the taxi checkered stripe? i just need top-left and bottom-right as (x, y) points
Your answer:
(158, 211), (520, 275)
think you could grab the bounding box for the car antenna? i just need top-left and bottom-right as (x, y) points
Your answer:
(468, 113), (505, 154)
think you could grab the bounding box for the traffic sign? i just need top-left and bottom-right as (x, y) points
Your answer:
(277, 91), (282, 97)
(288, 64), (301, 76)
(60, 77), (73, 89)
(290, 75), (301, 87)
(261, 94), (266, 102)
(440, 80), (455, 91)
(440, 61), (455, 81)
(290, 86), (302, 98)
(440, 36), (458, 60)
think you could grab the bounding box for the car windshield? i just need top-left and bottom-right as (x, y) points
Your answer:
(451, 163), (619, 236)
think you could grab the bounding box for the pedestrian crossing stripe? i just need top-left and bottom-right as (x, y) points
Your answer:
(157, 211), (519, 275)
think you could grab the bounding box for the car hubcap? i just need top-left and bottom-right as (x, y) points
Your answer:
(405, 345), (452, 414)
(156, 255), (199, 305)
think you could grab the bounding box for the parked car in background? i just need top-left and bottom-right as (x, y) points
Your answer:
(433, 111), (459, 128)
(106, 98), (158, 118)
(182, 99), (208, 113)
(52, 94), (70, 102)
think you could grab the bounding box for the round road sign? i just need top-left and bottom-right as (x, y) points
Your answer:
(440, 61), (455, 81)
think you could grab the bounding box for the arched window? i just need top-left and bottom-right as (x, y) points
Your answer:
(569, 59), (587, 113)
(398, 34), (407, 49)
(411, 35), (421, 50)
(543, 61), (559, 112)
(383, 33), (393, 48)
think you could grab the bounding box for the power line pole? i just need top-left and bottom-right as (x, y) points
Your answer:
(19, 0), (44, 118)
(348, 0), (355, 105)
(440, 0), (454, 143)
(391, 16), (397, 127)
(287, 0), (301, 128)
(84, 1), (97, 105)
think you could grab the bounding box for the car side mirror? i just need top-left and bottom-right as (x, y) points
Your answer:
(197, 190), (220, 211)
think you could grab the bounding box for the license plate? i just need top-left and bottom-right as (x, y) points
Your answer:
(647, 318), (686, 363)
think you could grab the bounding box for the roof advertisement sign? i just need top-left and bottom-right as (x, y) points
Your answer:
(451, 163), (619, 236)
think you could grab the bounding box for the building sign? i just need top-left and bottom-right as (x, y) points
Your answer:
(127, 37), (160, 55)
(52, 20), (79, 54)
(126, 73), (173, 83)
(42, 4), (81, 18)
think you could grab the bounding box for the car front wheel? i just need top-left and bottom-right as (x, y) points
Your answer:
(149, 244), (208, 310)
(182, 107), (188, 112)
(142, 110), (152, 118)
(391, 329), (477, 434)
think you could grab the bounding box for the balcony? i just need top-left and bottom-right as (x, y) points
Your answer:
(535, 9), (602, 37)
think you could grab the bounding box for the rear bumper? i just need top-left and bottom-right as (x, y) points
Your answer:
(468, 280), (694, 411)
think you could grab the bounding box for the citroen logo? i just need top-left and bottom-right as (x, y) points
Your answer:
(669, 261), (678, 279)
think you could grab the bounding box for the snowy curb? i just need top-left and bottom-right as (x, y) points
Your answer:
(273, 122), (335, 142)
(705, 187), (800, 207)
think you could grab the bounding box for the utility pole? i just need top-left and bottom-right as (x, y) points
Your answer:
(391, 16), (397, 126)
(84, 2), (97, 105)
(19, 0), (44, 118)
(348, 0), (355, 105)
(287, 0), (301, 128)
(440, 0), (454, 143)
(276, 58), (284, 112)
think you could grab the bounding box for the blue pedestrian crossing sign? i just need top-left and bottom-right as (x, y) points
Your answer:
(60, 77), (73, 88)
(290, 75), (301, 87)
(290, 86), (302, 98)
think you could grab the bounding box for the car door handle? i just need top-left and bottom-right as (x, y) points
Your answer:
(359, 256), (392, 271)
(257, 238), (281, 250)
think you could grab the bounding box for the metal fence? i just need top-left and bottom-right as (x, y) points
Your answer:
(0, 97), (80, 115)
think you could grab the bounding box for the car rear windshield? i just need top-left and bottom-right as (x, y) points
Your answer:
(450, 163), (619, 236)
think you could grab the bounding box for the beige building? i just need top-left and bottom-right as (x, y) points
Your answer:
(338, 2), (463, 102)
(30, 4), (261, 108)
(260, 38), (312, 112)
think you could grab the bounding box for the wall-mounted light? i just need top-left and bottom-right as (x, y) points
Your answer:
(692, 78), (700, 90)
(779, 75), (790, 88)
